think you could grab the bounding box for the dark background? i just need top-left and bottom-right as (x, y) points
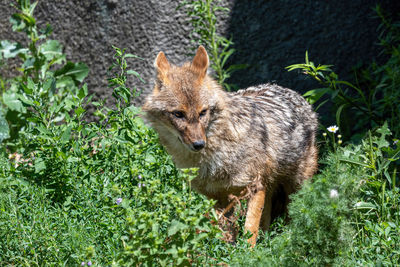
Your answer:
(227, 0), (400, 92)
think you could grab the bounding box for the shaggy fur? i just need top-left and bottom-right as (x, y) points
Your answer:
(143, 46), (318, 245)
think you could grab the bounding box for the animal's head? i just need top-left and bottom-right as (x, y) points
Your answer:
(143, 46), (222, 152)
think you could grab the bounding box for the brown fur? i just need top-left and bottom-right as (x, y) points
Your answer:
(143, 46), (318, 246)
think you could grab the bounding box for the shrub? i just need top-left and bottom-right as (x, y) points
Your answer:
(0, 1), (88, 143)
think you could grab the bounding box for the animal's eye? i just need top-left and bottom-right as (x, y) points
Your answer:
(199, 109), (207, 117)
(172, 111), (185, 118)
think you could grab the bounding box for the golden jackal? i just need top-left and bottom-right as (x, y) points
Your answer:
(143, 46), (318, 246)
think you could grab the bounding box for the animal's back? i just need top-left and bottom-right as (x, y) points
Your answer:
(197, 83), (317, 192)
(232, 83), (318, 169)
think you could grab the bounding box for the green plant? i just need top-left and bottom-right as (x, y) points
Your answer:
(108, 45), (144, 107)
(286, 7), (400, 140)
(0, 2), (223, 262)
(231, 124), (400, 266)
(178, 0), (246, 91)
(0, 0), (88, 143)
(117, 171), (221, 266)
(349, 123), (400, 265)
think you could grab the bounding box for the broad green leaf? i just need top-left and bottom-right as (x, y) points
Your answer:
(336, 104), (346, 129)
(168, 219), (188, 236)
(61, 126), (72, 144)
(145, 154), (156, 163)
(124, 53), (144, 60)
(0, 40), (28, 58)
(376, 121), (391, 137)
(0, 108), (9, 143)
(220, 48), (235, 68)
(3, 91), (26, 112)
(338, 157), (370, 168)
(78, 84), (88, 100)
(126, 70), (145, 83)
(40, 40), (63, 60)
(55, 76), (74, 88)
(54, 62), (89, 83)
(374, 122), (391, 148)
(43, 77), (56, 94)
(305, 50), (309, 65)
(75, 106), (85, 117)
(303, 88), (331, 104)
(34, 157), (46, 173)
(36, 125), (52, 136)
(10, 12), (36, 31)
(354, 202), (377, 210)
(165, 246), (178, 256)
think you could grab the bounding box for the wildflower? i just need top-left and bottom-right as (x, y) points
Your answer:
(81, 262), (86, 266)
(322, 132), (327, 137)
(87, 261), (92, 266)
(138, 175), (142, 179)
(330, 189), (339, 198)
(338, 134), (342, 139)
(338, 140), (342, 145)
(394, 140), (399, 145)
(138, 183), (142, 188)
(327, 125), (339, 133)
(116, 198), (122, 205)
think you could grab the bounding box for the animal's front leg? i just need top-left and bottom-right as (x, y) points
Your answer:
(244, 188), (266, 247)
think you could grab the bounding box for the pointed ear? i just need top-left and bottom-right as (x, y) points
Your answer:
(154, 51), (171, 79)
(191, 45), (209, 79)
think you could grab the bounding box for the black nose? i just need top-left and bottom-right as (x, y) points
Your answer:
(192, 140), (205, 150)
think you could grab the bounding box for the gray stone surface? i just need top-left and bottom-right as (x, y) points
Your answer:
(1, 0), (399, 110)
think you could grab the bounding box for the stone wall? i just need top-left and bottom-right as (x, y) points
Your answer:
(1, 0), (399, 108)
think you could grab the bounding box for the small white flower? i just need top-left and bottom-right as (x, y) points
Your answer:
(327, 125), (339, 133)
(330, 189), (339, 198)
(322, 132), (327, 137)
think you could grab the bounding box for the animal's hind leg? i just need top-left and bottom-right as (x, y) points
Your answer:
(260, 191), (272, 231)
(244, 188), (266, 247)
